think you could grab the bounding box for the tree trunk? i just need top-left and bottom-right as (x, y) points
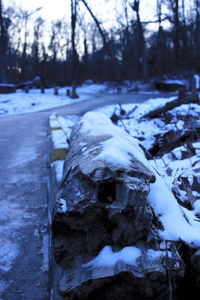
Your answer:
(194, 0), (200, 60)
(130, 0), (148, 81)
(156, 0), (163, 75)
(21, 12), (28, 80)
(0, 0), (6, 82)
(80, 0), (120, 81)
(142, 93), (199, 119)
(149, 124), (200, 157)
(180, 0), (188, 62)
(71, 0), (78, 83)
(174, 0), (180, 63)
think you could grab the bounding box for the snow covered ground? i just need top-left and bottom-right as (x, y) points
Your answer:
(0, 82), (163, 117)
(0, 84), (108, 116)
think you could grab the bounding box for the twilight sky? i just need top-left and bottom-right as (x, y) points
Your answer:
(2, 0), (193, 51)
(3, 0), (158, 28)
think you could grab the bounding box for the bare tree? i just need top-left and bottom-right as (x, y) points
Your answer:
(78, 14), (90, 78)
(32, 17), (44, 75)
(194, 0), (200, 60)
(21, 7), (41, 79)
(49, 21), (62, 62)
(174, 0), (180, 61)
(166, 0), (180, 62)
(80, 0), (120, 80)
(0, 0), (5, 54)
(129, 0), (148, 80)
(0, 0), (6, 81)
(156, 0), (165, 74)
(71, 0), (79, 83)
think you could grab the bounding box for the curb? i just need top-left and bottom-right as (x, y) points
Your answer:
(47, 113), (79, 299)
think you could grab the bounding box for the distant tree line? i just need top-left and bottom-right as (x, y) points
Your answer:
(0, 0), (199, 85)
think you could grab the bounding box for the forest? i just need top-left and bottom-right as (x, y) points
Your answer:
(0, 0), (200, 86)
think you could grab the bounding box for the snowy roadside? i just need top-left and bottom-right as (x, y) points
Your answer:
(48, 113), (79, 184)
(0, 82), (173, 117)
(48, 94), (200, 252)
(0, 84), (108, 116)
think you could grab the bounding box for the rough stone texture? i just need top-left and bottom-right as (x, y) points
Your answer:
(58, 251), (183, 300)
(52, 117), (185, 299)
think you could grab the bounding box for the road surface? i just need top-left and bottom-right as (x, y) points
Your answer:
(0, 92), (174, 299)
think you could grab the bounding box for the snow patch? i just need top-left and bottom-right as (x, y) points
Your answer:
(57, 115), (79, 137)
(83, 246), (141, 268)
(51, 160), (64, 182)
(0, 240), (19, 272)
(0, 86), (102, 116)
(194, 200), (200, 214)
(49, 114), (79, 150)
(80, 112), (147, 167)
(147, 249), (172, 259)
(149, 175), (200, 246)
(40, 234), (49, 272)
(10, 144), (38, 167)
(58, 198), (67, 213)
(51, 129), (68, 149)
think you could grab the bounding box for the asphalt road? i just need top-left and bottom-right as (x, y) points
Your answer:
(0, 92), (174, 299)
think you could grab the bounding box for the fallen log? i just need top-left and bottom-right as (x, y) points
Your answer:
(142, 93), (199, 119)
(51, 112), (184, 299)
(155, 80), (186, 92)
(58, 247), (183, 299)
(149, 122), (200, 157)
(0, 83), (16, 94)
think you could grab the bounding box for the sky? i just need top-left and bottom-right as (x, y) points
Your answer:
(2, 0), (192, 56)
(4, 0), (70, 21)
(3, 0), (158, 29)
(3, 0), (193, 29)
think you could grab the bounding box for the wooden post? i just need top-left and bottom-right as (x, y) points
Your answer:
(194, 74), (200, 91)
(54, 87), (59, 96)
(66, 89), (70, 96)
(117, 87), (122, 94)
(178, 87), (186, 103)
(70, 80), (79, 98)
(191, 78), (196, 95)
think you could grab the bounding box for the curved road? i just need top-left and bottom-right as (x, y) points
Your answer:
(0, 92), (173, 299)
